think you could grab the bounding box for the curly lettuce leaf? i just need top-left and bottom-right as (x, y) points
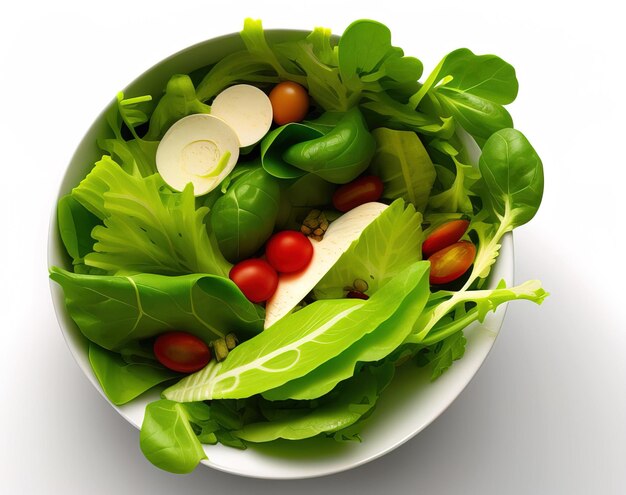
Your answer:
(71, 156), (230, 276)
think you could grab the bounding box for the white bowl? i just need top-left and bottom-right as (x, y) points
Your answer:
(48, 30), (514, 479)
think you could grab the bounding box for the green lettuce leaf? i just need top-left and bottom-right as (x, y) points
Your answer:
(49, 268), (264, 350)
(71, 156), (230, 276)
(315, 199), (423, 299)
(163, 262), (430, 402)
(264, 261), (429, 400)
(88, 343), (180, 405)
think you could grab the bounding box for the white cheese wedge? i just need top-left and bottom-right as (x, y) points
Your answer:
(210, 84), (273, 148)
(264, 202), (388, 329)
(156, 114), (239, 196)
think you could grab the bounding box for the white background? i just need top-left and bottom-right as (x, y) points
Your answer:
(2, 0), (625, 493)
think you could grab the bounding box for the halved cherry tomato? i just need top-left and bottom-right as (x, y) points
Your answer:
(422, 219), (470, 259)
(230, 259), (279, 303)
(269, 81), (310, 125)
(332, 176), (384, 212)
(153, 331), (211, 373)
(265, 230), (314, 273)
(429, 241), (476, 285)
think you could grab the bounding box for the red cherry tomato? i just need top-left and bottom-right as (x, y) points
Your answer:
(332, 176), (384, 212)
(429, 241), (476, 285)
(229, 259), (278, 303)
(347, 290), (369, 300)
(153, 331), (211, 373)
(269, 81), (310, 125)
(422, 219), (470, 259)
(265, 230), (313, 273)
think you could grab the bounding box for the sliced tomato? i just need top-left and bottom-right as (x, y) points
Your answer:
(153, 331), (211, 373)
(429, 241), (476, 285)
(422, 219), (470, 259)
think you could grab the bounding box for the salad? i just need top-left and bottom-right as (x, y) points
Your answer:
(50, 19), (547, 474)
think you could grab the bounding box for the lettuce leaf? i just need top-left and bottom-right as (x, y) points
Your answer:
(71, 156), (230, 276)
(163, 262), (430, 402)
(314, 199), (423, 299)
(49, 268), (264, 350)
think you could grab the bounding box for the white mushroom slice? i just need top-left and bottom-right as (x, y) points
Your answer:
(211, 84), (273, 148)
(264, 202), (388, 329)
(156, 114), (239, 196)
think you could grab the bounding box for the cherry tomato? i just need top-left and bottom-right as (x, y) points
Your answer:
(332, 176), (384, 212)
(429, 241), (476, 285)
(153, 331), (211, 373)
(422, 219), (470, 259)
(269, 81), (310, 125)
(265, 230), (314, 273)
(229, 259), (278, 303)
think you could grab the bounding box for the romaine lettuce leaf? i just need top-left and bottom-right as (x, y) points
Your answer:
(314, 199), (423, 299)
(163, 262), (430, 402)
(263, 261), (429, 400)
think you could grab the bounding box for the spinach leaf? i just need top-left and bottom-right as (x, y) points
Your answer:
(49, 268), (264, 350)
(210, 167), (280, 262)
(282, 107), (376, 184)
(367, 128), (436, 212)
(163, 262), (431, 402)
(479, 128), (544, 227)
(72, 156), (231, 276)
(265, 261), (429, 400)
(410, 48), (518, 146)
(261, 123), (323, 179)
(88, 343), (180, 405)
(276, 173), (336, 230)
(140, 400), (207, 474)
(57, 195), (100, 263)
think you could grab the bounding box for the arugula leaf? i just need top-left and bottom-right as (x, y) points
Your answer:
(417, 331), (467, 380)
(88, 343), (180, 405)
(368, 128), (436, 212)
(49, 268), (264, 350)
(315, 199), (423, 299)
(140, 400), (207, 474)
(163, 262), (431, 402)
(72, 156), (230, 276)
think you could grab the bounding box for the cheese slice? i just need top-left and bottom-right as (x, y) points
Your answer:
(264, 202), (388, 328)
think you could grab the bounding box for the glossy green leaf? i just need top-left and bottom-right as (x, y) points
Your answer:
(49, 268), (264, 350)
(140, 400), (207, 474)
(89, 343), (180, 405)
(210, 167), (280, 262)
(282, 107), (376, 184)
(260, 123), (322, 179)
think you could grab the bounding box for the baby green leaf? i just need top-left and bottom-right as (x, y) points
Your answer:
(140, 400), (207, 474)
